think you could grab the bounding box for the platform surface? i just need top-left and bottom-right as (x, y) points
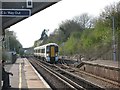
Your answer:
(3, 58), (51, 90)
(83, 60), (119, 68)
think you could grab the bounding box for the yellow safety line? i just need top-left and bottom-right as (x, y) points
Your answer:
(19, 62), (22, 90)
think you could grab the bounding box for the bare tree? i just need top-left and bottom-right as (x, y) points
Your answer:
(73, 13), (94, 29)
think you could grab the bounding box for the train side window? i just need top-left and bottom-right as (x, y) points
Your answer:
(43, 49), (45, 53)
(38, 49), (40, 53)
(42, 49), (45, 53)
(40, 49), (42, 53)
(40, 49), (41, 53)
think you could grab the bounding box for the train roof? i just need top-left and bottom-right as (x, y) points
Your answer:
(34, 43), (58, 50)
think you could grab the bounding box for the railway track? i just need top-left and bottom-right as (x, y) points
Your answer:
(57, 58), (120, 88)
(28, 57), (104, 90)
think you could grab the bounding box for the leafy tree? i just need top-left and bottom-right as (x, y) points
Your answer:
(4, 29), (22, 54)
(100, 1), (120, 60)
(100, 1), (120, 30)
(60, 32), (81, 55)
(58, 20), (83, 42)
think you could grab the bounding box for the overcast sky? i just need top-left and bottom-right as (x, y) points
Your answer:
(10, 0), (119, 48)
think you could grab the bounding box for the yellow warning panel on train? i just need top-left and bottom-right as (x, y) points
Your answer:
(51, 46), (55, 57)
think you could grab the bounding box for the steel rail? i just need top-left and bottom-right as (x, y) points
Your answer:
(29, 58), (85, 90)
(29, 58), (105, 89)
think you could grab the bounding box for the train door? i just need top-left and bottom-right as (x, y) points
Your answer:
(50, 46), (55, 63)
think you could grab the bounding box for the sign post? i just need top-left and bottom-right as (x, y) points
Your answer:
(0, 1), (2, 89)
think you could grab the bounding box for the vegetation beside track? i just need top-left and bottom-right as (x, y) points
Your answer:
(34, 1), (120, 60)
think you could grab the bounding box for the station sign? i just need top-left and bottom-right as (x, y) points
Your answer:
(0, 9), (31, 17)
(26, 0), (33, 8)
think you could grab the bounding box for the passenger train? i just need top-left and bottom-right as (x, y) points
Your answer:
(34, 43), (59, 63)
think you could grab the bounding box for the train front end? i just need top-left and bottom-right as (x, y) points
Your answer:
(46, 44), (59, 63)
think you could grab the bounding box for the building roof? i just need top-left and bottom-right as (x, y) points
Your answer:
(0, 0), (60, 35)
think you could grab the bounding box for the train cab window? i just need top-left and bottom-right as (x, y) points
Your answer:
(46, 46), (50, 53)
(55, 46), (58, 52)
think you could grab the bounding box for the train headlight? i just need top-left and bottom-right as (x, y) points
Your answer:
(47, 57), (50, 62)
(55, 57), (58, 61)
(47, 54), (49, 56)
(56, 53), (58, 56)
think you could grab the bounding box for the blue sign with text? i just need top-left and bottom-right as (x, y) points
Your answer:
(0, 9), (31, 17)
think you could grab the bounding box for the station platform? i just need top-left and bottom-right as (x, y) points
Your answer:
(83, 60), (119, 69)
(2, 58), (51, 90)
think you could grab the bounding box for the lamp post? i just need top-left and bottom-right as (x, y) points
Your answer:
(112, 16), (116, 61)
(106, 16), (116, 61)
